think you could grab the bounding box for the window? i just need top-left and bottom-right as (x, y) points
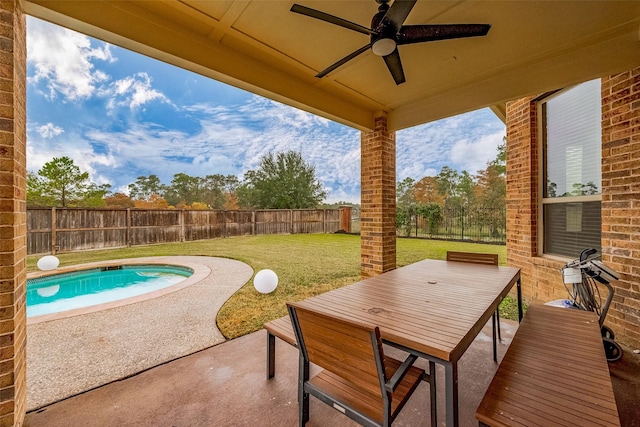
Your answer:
(540, 79), (602, 258)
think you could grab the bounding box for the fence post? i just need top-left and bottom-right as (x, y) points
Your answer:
(126, 208), (131, 247)
(322, 209), (326, 233)
(461, 206), (465, 240)
(290, 209), (294, 234)
(339, 206), (352, 233)
(51, 207), (57, 255)
(252, 210), (256, 235)
(223, 210), (227, 237)
(179, 209), (185, 242)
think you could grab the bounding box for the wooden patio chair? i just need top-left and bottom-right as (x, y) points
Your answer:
(446, 251), (502, 362)
(287, 302), (432, 427)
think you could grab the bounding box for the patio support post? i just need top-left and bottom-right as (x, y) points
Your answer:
(0, 1), (27, 425)
(360, 114), (396, 277)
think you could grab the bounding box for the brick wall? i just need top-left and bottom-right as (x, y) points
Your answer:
(506, 67), (640, 348)
(0, 1), (26, 425)
(360, 115), (396, 277)
(601, 68), (640, 346)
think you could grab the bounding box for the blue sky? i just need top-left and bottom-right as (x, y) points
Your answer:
(26, 17), (505, 204)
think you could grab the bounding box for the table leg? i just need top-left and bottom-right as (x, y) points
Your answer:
(429, 361), (437, 427)
(445, 361), (459, 427)
(517, 277), (523, 322)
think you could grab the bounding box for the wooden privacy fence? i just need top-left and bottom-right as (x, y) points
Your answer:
(27, 207), (350, 255)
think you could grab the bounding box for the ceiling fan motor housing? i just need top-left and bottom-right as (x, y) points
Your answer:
(371, 8), (398, 57)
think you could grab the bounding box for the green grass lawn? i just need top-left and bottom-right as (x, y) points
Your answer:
(26, 234), (521, 339)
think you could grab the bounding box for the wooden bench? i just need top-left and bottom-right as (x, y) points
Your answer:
(476, 304), (620, 427)
(264, 315), (297, 379)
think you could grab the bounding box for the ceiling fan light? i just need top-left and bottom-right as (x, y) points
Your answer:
(371, 38), (396, 56)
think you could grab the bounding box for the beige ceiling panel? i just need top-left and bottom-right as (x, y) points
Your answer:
(132, 0), (218, 37)
(182, 0), (235, 22)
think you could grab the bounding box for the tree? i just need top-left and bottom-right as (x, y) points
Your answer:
(475, 141), (507, 238)
(458, 170), (476, 207)
(134, 194), (169, 209)
(31, 156), (95, 207)
(237, 150), (326, 209)
(128, 175), (165, 200)
(396, 177), (416, 236)
(489, 137), (507, 175)
(104, 193), (135, 208)
(475, 141), (507, 210)
(82, 183), (111, 207)
(200, 174), (239, 209)
(191, 202), (208, 210)
(27, 172), (55, 207)
(436, 166), (461, 204)
(164, 173), (202, 206)
(416, 203), (443, 235)
(413, 176), (444, 205)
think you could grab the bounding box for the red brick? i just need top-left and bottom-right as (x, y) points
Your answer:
(507, 67), (640, 348)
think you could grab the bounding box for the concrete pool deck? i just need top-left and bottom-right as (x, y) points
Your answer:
(26, 256), (254, 410)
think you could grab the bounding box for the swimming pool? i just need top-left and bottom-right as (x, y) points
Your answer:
(27, 265), (193, 318)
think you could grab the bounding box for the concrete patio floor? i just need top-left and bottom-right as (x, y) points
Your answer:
(24, 318), (640, 427)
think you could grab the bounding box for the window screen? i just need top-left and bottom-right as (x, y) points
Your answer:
(543, 202), (602, 257)
(542, 79), (602, 257)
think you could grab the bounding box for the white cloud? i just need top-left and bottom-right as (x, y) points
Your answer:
(103, 72), (169, 110)
(449, 131), (505, 174)
(397, 109), (505, 180)
(36, 123), (64, 139)
(27, 17), (114, 100)
(27, 132), (117, 181)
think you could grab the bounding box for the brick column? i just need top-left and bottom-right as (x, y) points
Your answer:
(360, 115), (396, 277)
(0, 1), (27, 426)
(505, 97), (538, 299)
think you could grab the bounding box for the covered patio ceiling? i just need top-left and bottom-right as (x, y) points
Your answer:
(23, 1), (640, 131)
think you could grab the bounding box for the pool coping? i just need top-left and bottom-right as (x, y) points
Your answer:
(27, 259), (212, 325)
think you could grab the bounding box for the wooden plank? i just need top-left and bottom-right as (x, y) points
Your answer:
(446, 251), (499, 265)
(475, 304), (620, 427)
(264, 316), (296, 346)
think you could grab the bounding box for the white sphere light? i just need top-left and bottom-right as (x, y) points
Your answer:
(254, 269), (278, 294)
(37, 255), (60, 271)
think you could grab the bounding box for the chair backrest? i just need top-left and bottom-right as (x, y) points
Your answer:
(446, 251), (498, 266)
(287, 302), (386, 401)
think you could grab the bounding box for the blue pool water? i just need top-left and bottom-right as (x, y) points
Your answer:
(27, 265), (193, 317)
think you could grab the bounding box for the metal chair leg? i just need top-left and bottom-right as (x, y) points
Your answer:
(267, 331), (276, 379)
(299, 354), (309, 426)
(496, 307), (502, 341)
(492, 313), (498, 362)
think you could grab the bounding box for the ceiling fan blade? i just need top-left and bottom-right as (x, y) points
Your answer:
(383, 48), (406, 85)
(382, 0), (417, 30)
(397, 24), (491, 44)
(316, 44), (371, 78)
(291, 4), (376, 36)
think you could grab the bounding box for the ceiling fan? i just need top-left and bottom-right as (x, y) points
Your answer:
(291, 0), (491, 85)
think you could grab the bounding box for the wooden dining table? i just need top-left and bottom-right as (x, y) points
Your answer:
(293, 258), (522, 427)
